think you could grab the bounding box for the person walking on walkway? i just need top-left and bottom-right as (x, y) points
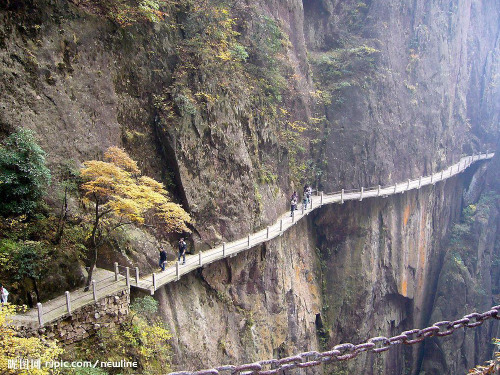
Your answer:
(159, 244), (168, 271)
(303, 184), (312, 208)
(302, 194), (308, 210)
(0, 284), (8, 305)
(290, 192), (298, 216)
(178, 238), (187, 264)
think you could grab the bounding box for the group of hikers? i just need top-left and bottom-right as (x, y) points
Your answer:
(158, 238), (188, 271)
(157, 185), (313, 271)
(0, 283), (8, 305)
(290, 184), (313, 216)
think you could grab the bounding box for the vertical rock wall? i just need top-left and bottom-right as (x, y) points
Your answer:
(156, 218), (322, 370)
(312, 175), (465, 374)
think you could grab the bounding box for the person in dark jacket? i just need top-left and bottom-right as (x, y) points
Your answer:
(178, 238), (187, 265)
(290, 191), (298, 216)
(159, 244), (168, 271)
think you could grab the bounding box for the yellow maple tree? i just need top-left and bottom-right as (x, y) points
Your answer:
(0, 305), (62, 374)
(80, 147), (192, 288)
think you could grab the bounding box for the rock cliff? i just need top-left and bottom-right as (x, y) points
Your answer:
(1, 0), (499, 374)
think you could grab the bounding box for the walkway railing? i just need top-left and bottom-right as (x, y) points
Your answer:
(12, 270), (128, 328)
(13, 151), (494, 327)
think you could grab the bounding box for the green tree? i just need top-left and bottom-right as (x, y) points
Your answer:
(80, 147), (191, 289)
(0, 240), (50, 306)
(0, 129), (51, 217)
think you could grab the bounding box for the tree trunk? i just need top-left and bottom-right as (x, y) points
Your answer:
(26, 290), (33, 308)
(84, 198), (100, 291)
(54, 186), (68, 245)
(30, 276), (40, 302)
(84, 245), (98, 291)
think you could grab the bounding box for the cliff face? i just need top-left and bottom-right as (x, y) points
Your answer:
(304, 0), (500, 190)
(1, 0), (499, 374)
(419, 153), (500, 375)
(155, 218), (322, 370)
(311, 175), (467, 374)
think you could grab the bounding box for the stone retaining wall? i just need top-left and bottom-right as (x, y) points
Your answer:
(18, 289), (130, 344)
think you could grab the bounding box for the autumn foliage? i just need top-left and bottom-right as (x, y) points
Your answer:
(80, 146), (191, 233)
(0, 305), (62, 375)
(80, 147), (191, 287)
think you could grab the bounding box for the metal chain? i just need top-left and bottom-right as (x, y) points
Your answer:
(169, 305), (500, 375)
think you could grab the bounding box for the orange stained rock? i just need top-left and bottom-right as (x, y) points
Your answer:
(403, 204), (411, 227)
(416, 209), (428, 292)
(401, 277), (408, 297)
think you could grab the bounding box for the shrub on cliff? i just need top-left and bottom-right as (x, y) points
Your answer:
(0, 128), (51, 217)
(0, 305), (62, 375)
(64, 296), (172, 374)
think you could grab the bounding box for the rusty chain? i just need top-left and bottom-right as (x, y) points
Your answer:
(169, 305), (500, 375)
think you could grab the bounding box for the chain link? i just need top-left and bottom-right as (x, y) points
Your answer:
(169, 305), (500, 375)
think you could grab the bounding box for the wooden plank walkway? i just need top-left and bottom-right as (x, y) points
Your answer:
(11, 152), (494, 327)
(137, 152), (494, 293)
(11, 268), (127, 329)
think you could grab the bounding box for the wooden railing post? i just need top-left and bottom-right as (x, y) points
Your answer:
(266, 226), (270, 239)
(152, 273), (157, 291)
(125, 267), (130, 288)
(377, 185), (381, 196)
(114, 262), (119, 281)
(222, 242), (226, 257)
(292, 210), (295, 223)
(247, 234), (251, 248)
(359, 187), (363, 201)
(341, 189), (344, 204)
(431, 173), (434, 184)
(176, 261), (180, 280)
(65, 291), (71, 315)
(280, 219), (283, 232)
(407, 179), (410, 190)
(37, 303), (43, 327)
(320, 191), (323, 205)
(394, 183), (397, 193)
(310, 197), (313, 209)
(92, 280), (97, 301)
(418, 177), (422, 189)
(135, 267), (140, 285)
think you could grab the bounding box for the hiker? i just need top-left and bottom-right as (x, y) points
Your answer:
(178, 238), (187, 265)
(302, 194), (308, 210)
(290, 192), (298, 216)
(159, 244), (168, 271)
(0, 284), (8, 305)
(304, 184), (312, 207)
